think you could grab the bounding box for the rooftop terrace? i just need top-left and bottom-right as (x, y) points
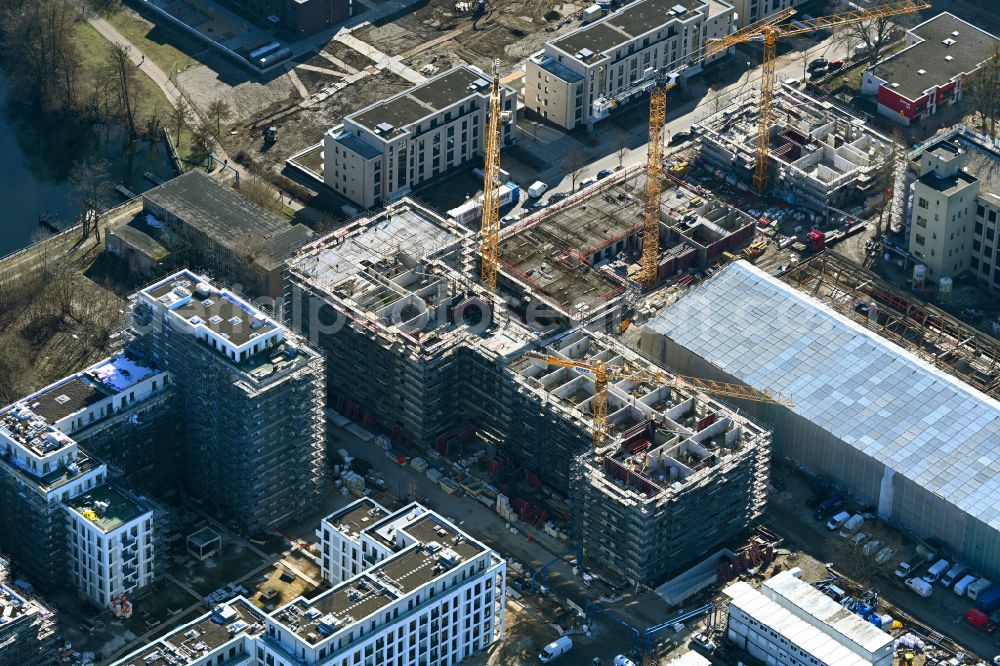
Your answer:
(552, 0), (705, 58)
(67, 484), (147, 533)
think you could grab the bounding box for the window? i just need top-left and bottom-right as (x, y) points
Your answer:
(976, 222), (984, 234)
(918, 197), (929, 209)
(991, 210), (998, 223)
(916, 216), (927, 228)
(915, 234), (926, 246)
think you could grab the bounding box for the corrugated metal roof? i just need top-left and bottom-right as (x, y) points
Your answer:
(646, 261), (1000, 530)
(725, 582), (873, 666)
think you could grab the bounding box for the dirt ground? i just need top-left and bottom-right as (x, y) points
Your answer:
(354, 0), (584, 72)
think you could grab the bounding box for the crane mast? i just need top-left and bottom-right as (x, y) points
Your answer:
(706, 1), (929, 194)
(480, 58), (503, 291)
(641, 81), (667, 288)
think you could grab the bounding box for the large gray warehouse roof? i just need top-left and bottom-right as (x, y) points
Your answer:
(647, 261), (1000, 530)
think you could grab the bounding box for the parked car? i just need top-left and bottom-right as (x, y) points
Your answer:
(851, 531), (870, 547)
(826, 511), (851, 531)
(809, 66), (827, 79)
(863, 540), (882, 557)
(539, 636), (573, 663)
(827, 59), (845, 71)
(905, 577), (933, 598)
(669, 130), (692, 146)
(579, 176), (597, 190)
(923, 559), (950, 584)
(838, 513), (865, 537)
(549, 192), (568, 204)
(942, 563), (971, 588)
(691, 633), (717, 653)
(814, 494), (844, 521)
(597, 169), (613, 179)
(808, 57), (829, 71)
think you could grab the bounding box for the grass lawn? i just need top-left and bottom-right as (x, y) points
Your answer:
(74, 20), (201, 163)
(103, 6), (201, 76)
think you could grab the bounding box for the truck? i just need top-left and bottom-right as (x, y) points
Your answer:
(969, 578), (993, 600)
(446, 183), (520, 224)
(976, 584), (1000, 613)
(965, 607), (997, 633)
(895, 544), (938, 579)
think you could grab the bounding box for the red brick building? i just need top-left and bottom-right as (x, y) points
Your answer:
(861, 13), (998, 126)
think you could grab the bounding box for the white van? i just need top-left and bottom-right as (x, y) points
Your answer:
(922, 559), (950, 584)
(954, 574), (978, 596)
(941, 563), (970, 588)
(614, 656), (638, 666)
(528, 181), (549, 198)
(539, 636), (572, 663)
(905, 577), (933, 598)
(826, 511), (851, 531)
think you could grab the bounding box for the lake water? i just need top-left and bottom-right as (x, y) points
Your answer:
(0, 75), (176, 257)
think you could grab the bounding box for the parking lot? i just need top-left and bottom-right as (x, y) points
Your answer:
(768, 462), (1000, 662)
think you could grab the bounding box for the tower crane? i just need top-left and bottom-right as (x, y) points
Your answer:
(480, 58), (504, 291)
(525, 353), (792, 448)
(705, 1), (929, 194)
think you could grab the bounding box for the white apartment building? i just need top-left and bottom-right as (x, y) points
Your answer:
(323, 64), (516, 209)
(0, 354), (167, 608)
(66, 485), (155, 608)
(728, 0), (797, 25)
(113, 502), (507, 666)
(725, 570), (893, 666)
(524, 0), (736, 130)
(906, 128), (1000, 291)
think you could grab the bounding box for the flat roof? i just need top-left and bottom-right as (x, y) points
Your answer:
(325, 499), (388, 539)
(917, 169), (978, 196)
(537, 57), (584, 84)
(871, 12), (999, 101)
(115, 599), (265, 666)
(725, 581), (873, 666)
(349, 65), (501, 137)
(763, 571), (892, 656)
(648, 261), (1000, 531)
(142, 171), (311, 270)
(67, 484), (147, 532)
(552, 0), (705, 57)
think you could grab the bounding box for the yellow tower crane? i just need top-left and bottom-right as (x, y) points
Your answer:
(480, 58), (503, 291)
(525, 353), (793, 448)
(640, 73), (671, 288)
(705, 1), (929, 194)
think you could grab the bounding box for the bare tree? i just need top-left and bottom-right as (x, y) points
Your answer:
(969, 48), (1000, 139)
(846, 15), (895, 68)
(563, 149), (587, 192)
(170, 96), (191, 146)
(615, 130), (629, 170)
(206, 99), (233, 135)
(191, 120), (216, 159)
(69, 158), (111, 243)
(107, 41), (139, 137)
(0, 0), (82, 113)
(237, 174), (284, 216)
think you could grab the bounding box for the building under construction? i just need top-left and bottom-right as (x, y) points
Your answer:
(0, 559), (57, 666)
(509, 331), (771, 583)
(694, 86), (895, 213)
(498, 170), (755, 326)
(131, 270), (326, 535)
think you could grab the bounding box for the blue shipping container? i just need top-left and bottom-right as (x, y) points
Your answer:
(976, 584), (1000, 613)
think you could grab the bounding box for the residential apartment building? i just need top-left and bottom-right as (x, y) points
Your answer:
(66, 485), (156, 608)
(112, 505), (507, 666)
(524, 0), (736, 130)
(725, 569), (893, 666)
(323, 65), (516, 208)
(0, 373), (158, 608)
(727, 0), (796, 25)
(132, 270), (326, 535)
(862, 13), (998, 126)
(905, 128), (1000, 291)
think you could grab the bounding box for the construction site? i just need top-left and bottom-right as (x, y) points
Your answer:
(693, 85), (896, 213)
